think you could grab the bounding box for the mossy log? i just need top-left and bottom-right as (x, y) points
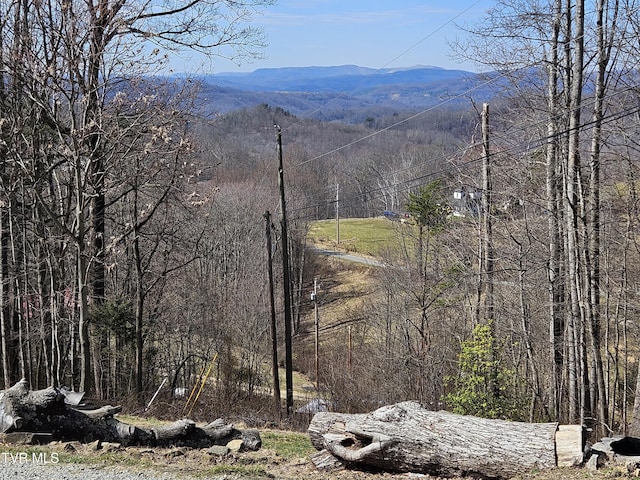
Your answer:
(308, 401), (583, 479)
(0, 379), (260, 449)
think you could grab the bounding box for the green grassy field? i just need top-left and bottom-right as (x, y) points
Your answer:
(307, 217), (406, 257)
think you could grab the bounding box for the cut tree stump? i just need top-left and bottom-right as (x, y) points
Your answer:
(308, 401), (583, 479)
(0, 379), (260, 450)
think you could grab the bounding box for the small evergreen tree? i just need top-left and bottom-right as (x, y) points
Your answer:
(444, 322), (526, 420)
(405, 180), (450, 233)
(404, 180), (450, 278)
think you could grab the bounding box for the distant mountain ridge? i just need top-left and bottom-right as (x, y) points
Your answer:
(201, 64), (476, 92)
(190, 64), (495, 122)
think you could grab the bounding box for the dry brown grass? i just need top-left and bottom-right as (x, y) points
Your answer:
(41, 437), (630, 480)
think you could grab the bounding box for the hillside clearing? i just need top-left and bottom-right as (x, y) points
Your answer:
(307, 217), (402, 257)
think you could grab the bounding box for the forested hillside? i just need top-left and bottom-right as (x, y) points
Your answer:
(2, 0), (640, 444)
(194, 103), (477, 219)
(191, 65), (491, 121)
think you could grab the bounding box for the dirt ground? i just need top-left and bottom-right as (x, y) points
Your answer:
(53, 440), (632, 480)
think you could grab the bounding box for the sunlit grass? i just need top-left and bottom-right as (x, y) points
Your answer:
(115, 414), (168, 428)
(0, 428), (317, 479)
(308, 217), (405, 256)
(260, 430), (316, 458)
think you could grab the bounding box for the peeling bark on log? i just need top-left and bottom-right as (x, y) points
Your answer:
(309, 401), (574, 479)
(0, 379), (260, 450)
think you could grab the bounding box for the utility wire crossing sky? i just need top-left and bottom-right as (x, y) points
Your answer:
(168, 0), (495, 74)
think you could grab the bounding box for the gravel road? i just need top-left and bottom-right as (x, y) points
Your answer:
(0, 461), (183, 480)
(308, 246), (383, 266)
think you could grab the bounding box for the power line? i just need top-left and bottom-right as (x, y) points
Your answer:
(296, 69), (640, 169)
(296, 72), (498, 166)
(289, 97), (640, 220)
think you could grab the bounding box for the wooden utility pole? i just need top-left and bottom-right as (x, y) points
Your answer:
(335, 183), (340, 244)
(312, 278), (320, 391)
(275, 126), (294, 415)
(264, 211), (281, 415)
(481, 103), (494, 323)
(348, 326), (352, 370)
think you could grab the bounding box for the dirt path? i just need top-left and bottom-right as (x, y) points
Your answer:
(0, 437), (624, 480)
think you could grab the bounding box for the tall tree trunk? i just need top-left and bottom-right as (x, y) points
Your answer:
(13, 187), (28, 383)
(75, 154), (91, 395)
(546, 0), (564, 423)
(0, 205), (11, 389)
(583, 0), (616, 437)
(626, 149), (640, 435)
(134, 228), (144, 399)
(87, 1), (109, 307)
(564, 0), (586, 425)
(481, 103), (494, 324)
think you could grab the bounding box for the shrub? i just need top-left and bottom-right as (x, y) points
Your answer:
(444, 322), (526, 421)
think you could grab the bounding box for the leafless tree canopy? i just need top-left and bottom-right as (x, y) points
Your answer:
(2, 0), (640, 441)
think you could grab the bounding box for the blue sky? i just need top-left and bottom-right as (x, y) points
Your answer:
(169, 0), (495, 74)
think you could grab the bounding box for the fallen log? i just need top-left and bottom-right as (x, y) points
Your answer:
(0, 379), (260, 450)
(308, 401), (583, 479)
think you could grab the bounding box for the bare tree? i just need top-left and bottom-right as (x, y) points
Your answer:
(0, 0), (274, 395)
(452, 0), (639, 430)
